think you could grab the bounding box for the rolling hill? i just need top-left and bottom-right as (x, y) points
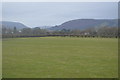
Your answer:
(0, 21), (28, 30)
(49, 19), (118, 30)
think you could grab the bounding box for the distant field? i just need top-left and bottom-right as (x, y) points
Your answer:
(2, 37), (118, 78)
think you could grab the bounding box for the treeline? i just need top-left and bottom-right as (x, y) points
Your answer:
(2, 26), (119, 38)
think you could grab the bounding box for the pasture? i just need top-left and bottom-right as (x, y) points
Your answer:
(0, 39), (2, 79)
(2, 37), (118, 78)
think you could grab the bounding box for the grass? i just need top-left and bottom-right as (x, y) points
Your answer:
(2, 37), (118, 78)
(0, 39), (2, 79)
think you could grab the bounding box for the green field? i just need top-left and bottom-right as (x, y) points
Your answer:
(0, 39), (2, 79)
(2, 37), (118, 78)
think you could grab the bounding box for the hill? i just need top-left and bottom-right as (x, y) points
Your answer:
(49, 19), (118, 30)
(0, 21), (28, 30)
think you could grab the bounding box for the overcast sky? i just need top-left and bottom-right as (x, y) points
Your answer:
(2, 2), (118, 28)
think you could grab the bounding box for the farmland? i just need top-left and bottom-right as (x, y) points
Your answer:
(2, 37), (118, 78)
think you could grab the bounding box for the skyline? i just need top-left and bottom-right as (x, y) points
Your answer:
(2, 2), (118, 28)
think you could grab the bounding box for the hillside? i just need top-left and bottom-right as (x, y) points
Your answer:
(49, 19), (118, 30)
(0, 21), (28, 30)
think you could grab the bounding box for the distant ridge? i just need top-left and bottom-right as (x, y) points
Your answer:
(48, 19), (118, 30)
(0, 21), (28, 30)
(1, 19), (118, 31)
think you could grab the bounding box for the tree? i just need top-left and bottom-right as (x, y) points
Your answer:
(97, 26), (118, 38)
(21, 28), (32, 36)
(13, 26), (17, 34)
(85, 27), (97, 37)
